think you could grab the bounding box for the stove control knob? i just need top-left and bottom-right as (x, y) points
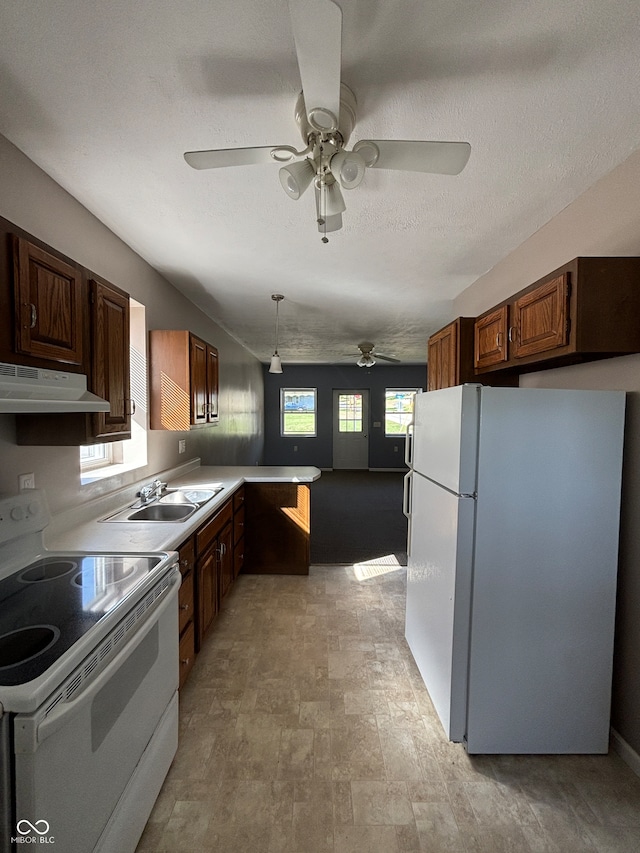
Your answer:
(11, 507), (24, 521)
(27, 501), (41, 516)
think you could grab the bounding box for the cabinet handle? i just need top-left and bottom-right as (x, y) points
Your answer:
(180, 603), (190, 611)
(180, 558), (190, 568)
(181, 657), (191, 666)
(26, 303), (37, 329)
(496, 332), (503, 348)
(508, 326), (519, 344)
(125, 398), (136, 416)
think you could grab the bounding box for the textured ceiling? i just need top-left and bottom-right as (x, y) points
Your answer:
(1, 0), (639, 364)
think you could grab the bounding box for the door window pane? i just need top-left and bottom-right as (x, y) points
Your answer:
(338, 393), (363, 432)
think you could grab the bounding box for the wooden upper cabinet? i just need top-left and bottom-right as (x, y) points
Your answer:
(206, 344), (219, 423)
(427, 317), (475, 390)
(149, 330), (220, 430)
(189, 335), (208, 425)
(90, 278), (131, 438)
(474, 306), (509, 369)
(474, 257), (640, 375)
(13, 236), (84, 366)
(510, 275), (569, 359)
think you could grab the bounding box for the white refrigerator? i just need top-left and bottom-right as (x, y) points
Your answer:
(403, 384), (626, 754)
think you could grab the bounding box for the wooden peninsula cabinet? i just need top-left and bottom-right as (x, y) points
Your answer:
(474, 257), (640, 375)
(243, 482), (311, 575)
(149, 330), (219, 430)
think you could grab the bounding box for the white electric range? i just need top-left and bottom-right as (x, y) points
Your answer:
(0, 489), (180, 853)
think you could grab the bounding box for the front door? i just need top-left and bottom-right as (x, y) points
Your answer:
(332, 390), (369, 469)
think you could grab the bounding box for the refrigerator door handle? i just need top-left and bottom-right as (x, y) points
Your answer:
(405, 421), (414, 467)
(402, 471), (412, 519)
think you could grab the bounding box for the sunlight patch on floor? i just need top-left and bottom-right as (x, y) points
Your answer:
(353, 554), (404, 581)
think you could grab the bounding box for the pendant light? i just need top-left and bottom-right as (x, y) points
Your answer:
(269, 294), (284, 373)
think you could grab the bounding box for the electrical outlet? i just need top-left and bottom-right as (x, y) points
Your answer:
(394, 445), (398, 453)
(19, 473), (35, 490)
(293, 445), (298, 452)
(178, 440), (186, 454)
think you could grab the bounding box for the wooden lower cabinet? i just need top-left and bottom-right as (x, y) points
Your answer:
(177, 537), (196, 688)
(179, 622), (196, 688)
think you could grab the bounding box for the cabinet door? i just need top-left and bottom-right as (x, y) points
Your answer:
(206, 344), (219, 423)
(189, 334), (208, 425)
(90, 278), (131, 438)
(197, 546), (218, 646)
(219, 522), (234, 600)
(511, 275), (569, 359)
(474, 306), (508, 369)
(430, 323), (458, 390)
(13, 236), (84, 365)
(427, 335), (442, 391)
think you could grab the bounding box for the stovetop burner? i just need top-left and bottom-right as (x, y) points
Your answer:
(0, 552), (164, 685)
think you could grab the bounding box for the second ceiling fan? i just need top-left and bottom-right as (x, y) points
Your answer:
(184, 0), (471, 240)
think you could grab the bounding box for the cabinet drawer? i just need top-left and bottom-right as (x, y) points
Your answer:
(234, 505), (245, 546)
(178, 570), (194, 635)
(233, 486), (245, 513)
(196, 500), (233, 555)
(179, 621), (195, 688)
(178, 536), (195, 575)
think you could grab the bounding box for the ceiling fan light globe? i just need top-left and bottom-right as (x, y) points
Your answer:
(318, 179), (346, 217)
(331, 150), (366, 189)
(278, 158), (315, 200)
(357, 354), (375, 368)
(353, 140), (380, 168)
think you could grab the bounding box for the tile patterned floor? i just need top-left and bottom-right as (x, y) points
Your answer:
(136, 565), (640, 853)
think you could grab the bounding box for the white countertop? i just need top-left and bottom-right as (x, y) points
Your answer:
(45, 464), (321, 554)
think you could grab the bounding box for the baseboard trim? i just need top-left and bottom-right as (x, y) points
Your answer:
(610, 727), (640, 777)
(369, 467), (407, 472)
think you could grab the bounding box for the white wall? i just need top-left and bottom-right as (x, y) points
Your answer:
(0, 134), (264, 514)
(454, 147), (640, 757)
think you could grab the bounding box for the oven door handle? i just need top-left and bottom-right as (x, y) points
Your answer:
(24, 575), (179, 751)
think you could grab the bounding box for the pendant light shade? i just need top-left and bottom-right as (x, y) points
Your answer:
(268, 294), (284, 373)
(269, 354), (283, 374)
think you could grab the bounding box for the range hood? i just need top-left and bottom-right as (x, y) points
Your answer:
(0, 361), (110, 413)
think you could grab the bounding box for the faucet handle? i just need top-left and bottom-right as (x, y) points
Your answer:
(153, 479), (168, 494)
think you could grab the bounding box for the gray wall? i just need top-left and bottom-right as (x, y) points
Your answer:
(0, 134), (264, 515)
(453, 147), (640, 757)
(263, 362), (426, 469)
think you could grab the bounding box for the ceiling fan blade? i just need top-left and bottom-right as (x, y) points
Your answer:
(355, 140), (471, 175)
(184, 145), (297, 170)
(288, 0), (342, 131)
(373, 353), (401, 363)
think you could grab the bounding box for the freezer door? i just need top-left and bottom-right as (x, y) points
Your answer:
(405, 471), (475, 741)
(412, 385), (480, 494)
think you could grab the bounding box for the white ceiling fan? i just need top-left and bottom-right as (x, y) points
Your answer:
(184, 0), (471, 241)
(353, 342), (400, 368)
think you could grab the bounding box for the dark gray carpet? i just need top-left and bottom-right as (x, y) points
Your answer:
(310, 470), (408, 565)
